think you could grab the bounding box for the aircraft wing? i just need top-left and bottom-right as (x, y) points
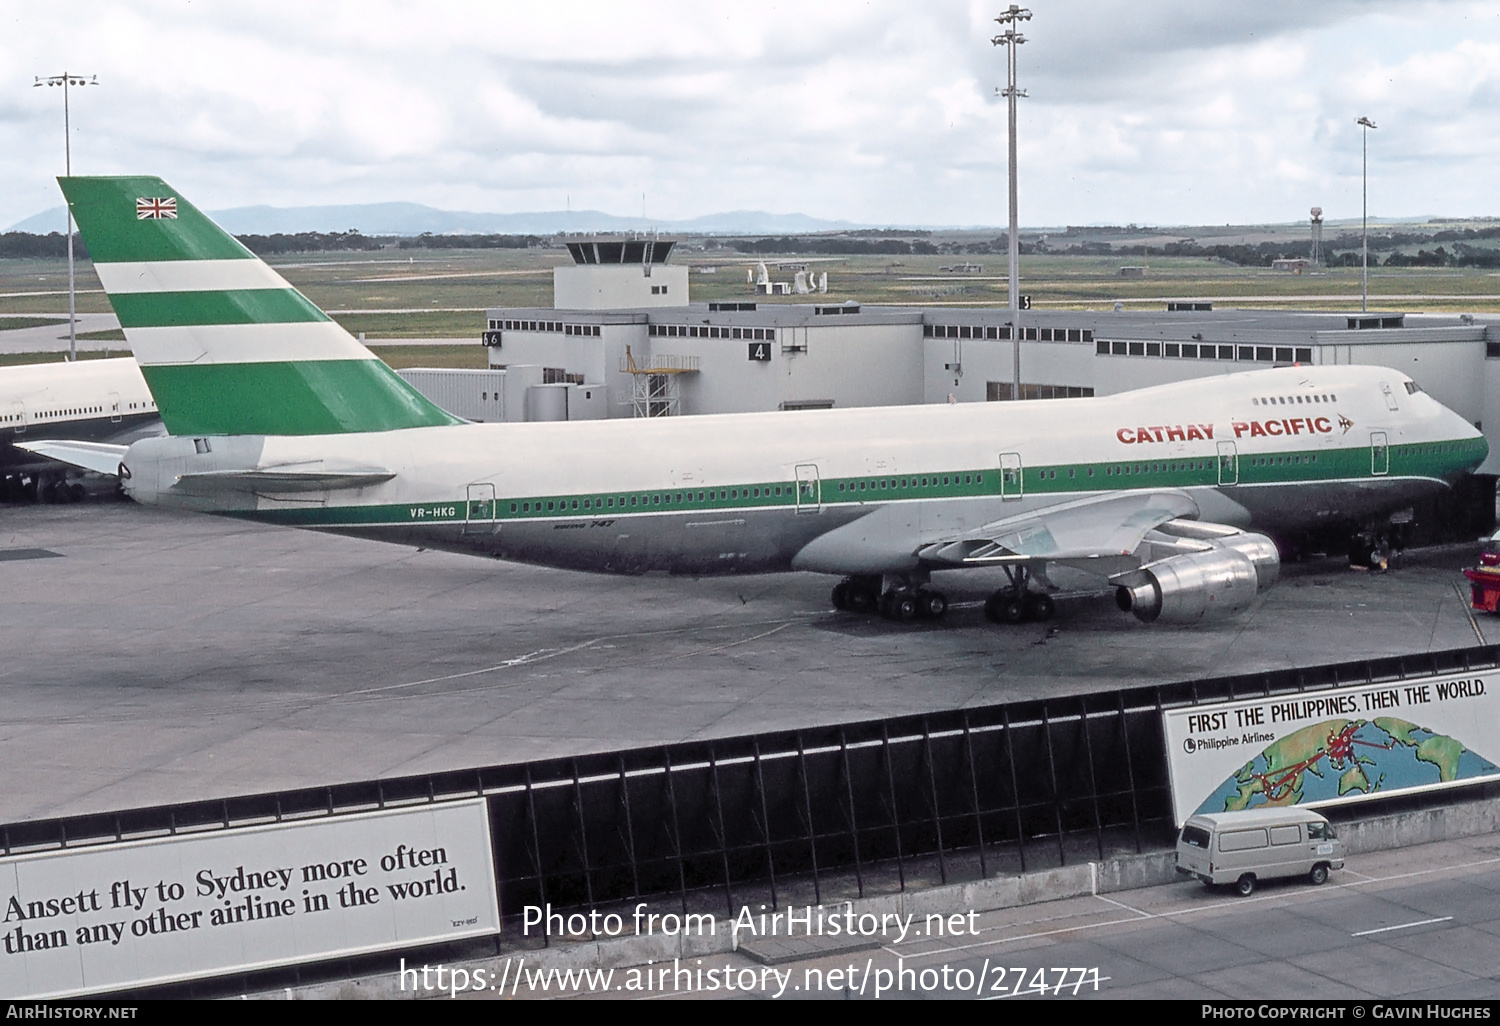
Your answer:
(793, 488), (1201, 575)
(14, 440), (129, 477)
(915, 490), (1201, 569)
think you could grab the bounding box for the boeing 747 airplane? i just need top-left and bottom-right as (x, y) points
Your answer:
(1, 356), (160, 501)
(24, 177), (1489, 625)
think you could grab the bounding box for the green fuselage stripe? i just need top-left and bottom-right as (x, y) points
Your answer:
(113, 289), (328, 328)
(229, 436), (1487, 528)
(142, 359), (462, 436)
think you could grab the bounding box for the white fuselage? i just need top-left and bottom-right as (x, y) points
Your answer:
(117, 364), (1485, 577)
(2, 357), (161, 471)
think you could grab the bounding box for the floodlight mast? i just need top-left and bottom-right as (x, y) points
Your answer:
(993, 5), (1030, 401)
(34, 72), (98, 362)
(1357, 116), (1377, 313)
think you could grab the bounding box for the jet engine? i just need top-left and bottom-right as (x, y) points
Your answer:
(1112, 525), (1280, 624)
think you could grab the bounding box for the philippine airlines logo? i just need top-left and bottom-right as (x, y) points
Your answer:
(136, 197), (177, 220)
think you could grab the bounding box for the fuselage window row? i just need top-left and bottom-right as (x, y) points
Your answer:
(495, 474), (1006, 516)
(1252, 394), (1337, 405)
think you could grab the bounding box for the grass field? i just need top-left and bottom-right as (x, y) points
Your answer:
(0, 315), (66, 331)
(3, 224), (1498, 347)
(364, 344), (490, 369)
(0, 351), (120, 367)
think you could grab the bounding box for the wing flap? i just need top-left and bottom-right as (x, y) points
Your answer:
(793, 489), (1204, 576)
(918, 490), (1201, 568)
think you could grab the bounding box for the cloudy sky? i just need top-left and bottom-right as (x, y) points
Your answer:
(3, 0), (1498, 231)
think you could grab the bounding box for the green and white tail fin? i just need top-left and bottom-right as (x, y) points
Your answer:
(60, 175), (461, 436)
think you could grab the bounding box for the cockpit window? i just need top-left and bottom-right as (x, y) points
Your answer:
(1405, 381), (1422, 394)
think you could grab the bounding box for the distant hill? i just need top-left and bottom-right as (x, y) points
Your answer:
(8, 203), (867, 237)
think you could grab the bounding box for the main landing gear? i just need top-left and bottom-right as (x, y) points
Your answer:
(831, 574), (948, 623)
(982, 565), (1055, 625)
(830, 567), (1056, 626)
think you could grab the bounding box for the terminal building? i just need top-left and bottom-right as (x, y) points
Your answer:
(403, 236), (1500, 483)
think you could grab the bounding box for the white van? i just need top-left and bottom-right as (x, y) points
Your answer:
(1175, 808), (1344, 895)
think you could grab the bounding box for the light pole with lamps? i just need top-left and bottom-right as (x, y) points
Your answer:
(34, 72), (98, 363)
(992, 5), (1030, 401)
(1357, 116), (1377, 314)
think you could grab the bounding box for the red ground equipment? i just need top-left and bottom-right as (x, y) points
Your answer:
(1464, 548), (1500, 613)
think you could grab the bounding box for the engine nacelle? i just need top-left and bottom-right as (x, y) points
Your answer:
(1216, 532), (1281, 591)
(1114, 546), (1265, 624)
(1153, 520), (1281, 591)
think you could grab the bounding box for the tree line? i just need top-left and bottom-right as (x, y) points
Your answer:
(0, 229), (544, 259)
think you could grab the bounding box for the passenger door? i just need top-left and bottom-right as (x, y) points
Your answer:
(1268, 824), (1305, 877)
(999, 452), (1023, 500)
(794, 464), (821, 514)
(464, 482), (498, 535)
(1371, 431), (1389, 476)
(1216, 441), (1238, 485)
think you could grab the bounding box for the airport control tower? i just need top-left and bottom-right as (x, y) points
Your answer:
(554, 235), (689, 310)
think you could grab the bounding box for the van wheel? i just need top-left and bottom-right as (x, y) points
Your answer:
(1235, 874), (1256, 896)
(1309, 863), (1329, 886)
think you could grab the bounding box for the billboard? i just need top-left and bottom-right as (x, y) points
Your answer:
(1163, 672), (1500, 825)
(0, 798), (498, 998)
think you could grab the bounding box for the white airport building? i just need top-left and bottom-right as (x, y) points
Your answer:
(398, 236), (1500, 478)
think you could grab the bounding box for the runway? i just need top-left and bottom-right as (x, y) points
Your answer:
(0, 499), (1489, 825)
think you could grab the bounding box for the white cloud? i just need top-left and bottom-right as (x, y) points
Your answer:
(2, 0), (1499, 229)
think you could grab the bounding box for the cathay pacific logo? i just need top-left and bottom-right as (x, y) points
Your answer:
(1115, 424), (1215, 444)
(1231, 418), (1334, 438)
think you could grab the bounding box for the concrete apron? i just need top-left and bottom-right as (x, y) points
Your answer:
(263, 791), (1500, 999)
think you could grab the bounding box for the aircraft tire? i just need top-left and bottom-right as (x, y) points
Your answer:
(984, 593), (1003, 623)
(918, 590), (948, 620)
(69, 483), (85, 502)
(986, 590), (1028, 624)
(40, 482), (58, 504)
(892, 594), (918, 623)
(831, 582), (850, 611)
(1025, 594), (1055, 621)
(847, 584), (878, 613)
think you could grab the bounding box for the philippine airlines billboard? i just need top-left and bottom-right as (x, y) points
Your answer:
(1163, 672), (1500, 825)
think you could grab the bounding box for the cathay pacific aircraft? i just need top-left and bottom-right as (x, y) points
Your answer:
(24, 176), (1489, 626)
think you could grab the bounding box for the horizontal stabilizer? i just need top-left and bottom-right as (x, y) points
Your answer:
(15, 440), (129, 476)
(173, 462), (395, 493)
